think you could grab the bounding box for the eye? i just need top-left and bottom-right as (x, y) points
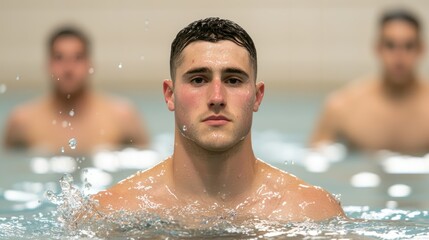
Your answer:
(225, 78), (242, 85)
(404, 42), (416, 51)
(384, 41), (395, 50)
(190, 77), (206, 86)
(54, 54), (63, 61)
(75, 54), (84, 61)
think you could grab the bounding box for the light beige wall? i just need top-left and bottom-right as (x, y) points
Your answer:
(1, 0), (429, 93)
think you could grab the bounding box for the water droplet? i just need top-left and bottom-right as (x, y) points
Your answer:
(182, 125), (187, 132)
(118, 63), (123, 69)
(61, 146), (65, 153)
(144, 19), (150, 31)
(333, 193), (341, 202)
(57, 78), (60, 81)
(69, 109), (75, 117)
(15, 75), (20, 81)
(69, 138), (77, 150)
(45, 190), (60, 205)
(88, 67), (95, 74)
(0, 84), (6, 94)
(67, 94), (71, 99)
(62, 121), (68, 128)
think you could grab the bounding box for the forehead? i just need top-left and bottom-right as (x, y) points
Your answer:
(178, 40), (252, 72)
(52, 36), (85, 52)
(381, 20), (419, 40)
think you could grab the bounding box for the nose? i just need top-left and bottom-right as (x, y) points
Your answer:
(208, 80), (226, 110)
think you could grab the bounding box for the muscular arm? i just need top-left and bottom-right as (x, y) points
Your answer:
(114, 100), (150, 148)
(309, 95), (342, 148)
(3, 109), (28, 149)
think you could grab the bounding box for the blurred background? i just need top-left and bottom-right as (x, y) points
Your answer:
(2, 0), (429, 138)
(1, 0), (429, 213)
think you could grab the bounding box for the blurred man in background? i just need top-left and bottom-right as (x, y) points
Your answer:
(3, 26), (149, 155)
(311, 8), (429, 155)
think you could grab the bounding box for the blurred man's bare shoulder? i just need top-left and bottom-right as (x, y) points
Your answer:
(94, 93), (139, 118)
(324, 77), (378, 115)
(6, 96), (50, 127)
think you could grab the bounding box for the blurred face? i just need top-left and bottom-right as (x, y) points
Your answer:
(377, 20), (423, 85)
(49, 36), (90, 95)
(164, 40), (264, 152)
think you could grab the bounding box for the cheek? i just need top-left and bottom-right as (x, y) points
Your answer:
(174, 87), (202, 121)
(232, 89), (255, 117)
(50, 63), (61, 74)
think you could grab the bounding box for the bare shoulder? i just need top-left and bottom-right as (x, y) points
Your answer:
(257, 161), (344, 221)
(93, 160), (169, 211)
(5, 97), (48, 132)
(324, 77), (375, 113)
(97, 93), (139, 118)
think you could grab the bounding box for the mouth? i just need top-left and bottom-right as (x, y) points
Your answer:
(202, 115), (231, 126)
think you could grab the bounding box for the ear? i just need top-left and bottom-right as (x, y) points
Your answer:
(163, 79), (175, 111)
(253, 81), (265, 112)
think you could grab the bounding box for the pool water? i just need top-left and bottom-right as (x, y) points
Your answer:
(1, 143), (429, 239)
(1, 92), (429, 239)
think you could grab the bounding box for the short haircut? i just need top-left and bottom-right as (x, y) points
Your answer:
(170, 17), (257, 80)
(379, 8), (421, 36)
(48, 26), (90, 55)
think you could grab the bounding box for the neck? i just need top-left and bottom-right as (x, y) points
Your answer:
(170, 129), (257, 201)
(381, 74), (419, 99)
(51, 87), (92, 114)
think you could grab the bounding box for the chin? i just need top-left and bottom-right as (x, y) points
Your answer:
(57, 85), (85, 95)
(197, 136), (243, 152)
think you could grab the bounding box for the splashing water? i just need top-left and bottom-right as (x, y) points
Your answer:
(69, 109), (75, 117)
(0, 170), (428, 239)
(68, 138), (77, 150)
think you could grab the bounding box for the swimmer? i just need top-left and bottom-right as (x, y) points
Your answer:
(3, 26), (149, 155)
(311, 8), (429, 155)
(94, 17), (344, 223)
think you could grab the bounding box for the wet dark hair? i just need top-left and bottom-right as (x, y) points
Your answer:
(380, 8), (421, 35)
(170, 17), (257, 80)
(48, 26), (90, 55)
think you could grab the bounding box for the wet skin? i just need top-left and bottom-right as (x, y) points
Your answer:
(94, 40), (344, 223)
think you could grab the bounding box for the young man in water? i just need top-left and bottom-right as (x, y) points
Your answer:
(94, 17), (344, 223)
(311, 8), (429, 155)
(3, 27), (149, 155)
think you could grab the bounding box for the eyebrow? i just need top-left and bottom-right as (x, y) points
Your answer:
(184, 67), (210, 76)
(183, 67), (249, 79)
(224, 67), (249, 79)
